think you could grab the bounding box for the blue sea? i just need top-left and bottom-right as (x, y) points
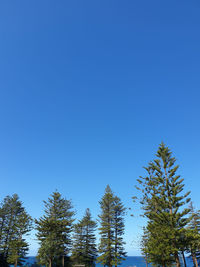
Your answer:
(19, 256), (194, 267)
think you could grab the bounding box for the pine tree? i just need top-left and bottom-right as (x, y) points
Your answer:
(136, 143), (191, 267)
(35, 191), (75, 267)
(97, 185), (126, 267)
(71, 208), (97, 267)
(0, 194), (32, 267)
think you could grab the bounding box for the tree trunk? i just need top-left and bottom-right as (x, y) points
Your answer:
(49, 258), (52, 267)
(62, 255), (65, 267)
(145, 256), (148, 267)
(194, 255), (198, 267)
(192, 253), (198, 267)
(14, 259), (18, 267)
(115, 223), (117, 267)
(181, 251), (187, 267)
(175, 251), (180, 267)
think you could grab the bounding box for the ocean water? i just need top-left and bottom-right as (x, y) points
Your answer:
(96, 257), (151, 267)
(14, 257), (150, 266)
(18, 256), (194, 267)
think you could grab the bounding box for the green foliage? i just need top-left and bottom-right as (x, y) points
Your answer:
(35, 191), (75, 267)
(137, 143), (191, 267)
(112, 196), (126, 266)
(97, 185), (126, 267)
(144, 221), (176, 267)
(71, 208), (97, 267)
(0, 194), (32, 266)
(7, 239), (29, 266)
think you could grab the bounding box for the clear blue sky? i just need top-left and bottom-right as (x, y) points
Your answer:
(0, 0), (200, 256)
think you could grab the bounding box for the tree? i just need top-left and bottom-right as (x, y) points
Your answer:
(97, 185), (126, 267)
(136, 143), (191, 267)
(0, 194), (32, 267)
(71, 208), (97, 266)
(35, 191), (75, 267)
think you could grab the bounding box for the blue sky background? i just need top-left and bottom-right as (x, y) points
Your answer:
(0, 0), (200, 256)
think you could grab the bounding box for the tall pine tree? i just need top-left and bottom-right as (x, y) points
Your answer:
(98, 185), (126, 267)
(71, 208), (97, 266)
(136, 143), (191, 267)
(0, 194), (32, 267)
(35, 191), (75, 267)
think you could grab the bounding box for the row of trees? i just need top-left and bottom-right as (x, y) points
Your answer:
(0, 142), (200, 267)
(137, 143), (200, 267)
(35, 186), (126, 267)
(0, 187), (126, 267)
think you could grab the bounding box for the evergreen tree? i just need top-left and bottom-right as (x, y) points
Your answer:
(0, 194), (32, 267)
(71, 208), (97, 266)
(98, 185), (115, 267)
(35, 191), (75, 267)
(136, 143), (191, 267)
(97, 185), (126, 267)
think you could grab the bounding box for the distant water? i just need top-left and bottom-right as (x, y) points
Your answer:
(96, 257), (151, 267)
(16, 256), (194, 267)
(13, 257), (150, 266)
